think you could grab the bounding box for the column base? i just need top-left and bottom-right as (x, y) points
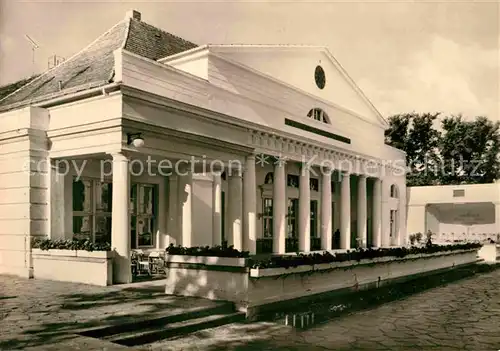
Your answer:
(113, 255), (132, 284)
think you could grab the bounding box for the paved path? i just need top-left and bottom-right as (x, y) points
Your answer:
(2, 267), (500, 350)
(0, 276), (220, 350)
(150, 267), (500, 350)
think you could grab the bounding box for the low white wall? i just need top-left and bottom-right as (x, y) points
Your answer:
(32, 249), (113, 286)
(164, 255), (249, 304)
(164, 250), (479, 314)
(478, 244), (500, 262)
(247, 250), (477, 309)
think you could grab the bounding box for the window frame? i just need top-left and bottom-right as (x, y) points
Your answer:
(130, 183), (157, 249)
(287, 198), (299, 239)
(307, 108), (330, 124)
(262, 198), (273, 239)
(72, 177), (112, 244)
(310, 200), (318, 238)
(72, 179), (158, 248)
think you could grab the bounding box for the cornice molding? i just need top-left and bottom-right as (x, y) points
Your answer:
(248, 129), (402, 176)
(122, 118), (254, 156)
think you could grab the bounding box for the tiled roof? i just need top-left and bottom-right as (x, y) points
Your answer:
(0, 15), (197, 111)
(0, 75), (39, 101)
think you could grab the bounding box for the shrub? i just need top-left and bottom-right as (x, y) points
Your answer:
(250, 243), (482, 269)
(409, 234), (416, 246)
(32, 237), (111, 252)
(165, 244), (250, 258)
(415, 232), (423, 243)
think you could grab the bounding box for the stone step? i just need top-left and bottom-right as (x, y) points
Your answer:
(79, 302), (236, 340)
(108, 312), (245, 346)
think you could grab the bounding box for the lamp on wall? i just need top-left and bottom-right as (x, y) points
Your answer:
(127, 133), (145, 148)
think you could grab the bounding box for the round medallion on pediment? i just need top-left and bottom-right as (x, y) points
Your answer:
(315, 65), (326, 89)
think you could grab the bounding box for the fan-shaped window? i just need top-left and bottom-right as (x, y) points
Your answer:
(390, 184), (399, 198)
(307, 108), (330, 124)
(264, 172), (274, 184)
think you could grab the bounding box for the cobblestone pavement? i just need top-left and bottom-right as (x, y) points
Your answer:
(0, 276), (220, 350)
(149, 267), (500, 351)
(2, 268), (500, 351)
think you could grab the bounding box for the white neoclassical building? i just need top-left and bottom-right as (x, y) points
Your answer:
(0, 10), (407, 283)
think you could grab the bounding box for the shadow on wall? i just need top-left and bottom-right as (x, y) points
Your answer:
(177, 175), (218, 247)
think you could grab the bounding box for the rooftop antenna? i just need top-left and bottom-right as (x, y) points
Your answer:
(25, 34), (39, 76)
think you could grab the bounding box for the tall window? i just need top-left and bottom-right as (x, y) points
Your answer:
(287, 174), (299, 188)
(310, 200), (318, 238)
(130, 184), (156, 248)
(310, 200), (321, 250)
(390, 210), (397, 238)
(262, 198), (273, 238)
(72, 179), (112, 244)
(287, 199), (298, 238)
(390, 185), (399, 198)
(310, 178), (319, 191)
(287, 198), (299, 252)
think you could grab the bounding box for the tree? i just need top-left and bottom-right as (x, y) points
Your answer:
(385, 112), (441, 186)
(385, 113), (500, 186)
(439, 115), (500, 184)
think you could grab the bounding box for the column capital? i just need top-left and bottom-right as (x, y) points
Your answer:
(227, 168), (242, 178)
(109, 152), (128, 161)
(321, 166), (334, 176)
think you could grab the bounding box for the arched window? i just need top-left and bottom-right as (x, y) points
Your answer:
(390, 184), (399, 198)
(307, 108), (330, 123)
(264, 172), (274, 184)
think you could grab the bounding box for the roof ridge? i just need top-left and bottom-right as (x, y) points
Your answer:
(121, 18), (132, 48)
(0, 18), (128, 105)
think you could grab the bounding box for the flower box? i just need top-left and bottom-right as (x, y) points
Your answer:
(32, 249), (114, 286)
(249, 249), (477, 278)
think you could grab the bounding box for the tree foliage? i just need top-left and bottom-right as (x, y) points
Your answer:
(385, 113), (500, 186)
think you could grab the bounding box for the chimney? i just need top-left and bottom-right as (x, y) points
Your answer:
(125, 10), (141, 21)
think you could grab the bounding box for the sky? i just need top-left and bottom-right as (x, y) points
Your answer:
(0, 0), (498, 121)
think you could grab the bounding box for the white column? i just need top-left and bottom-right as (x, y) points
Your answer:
(381, 179), (390, 247)
(273, 162), (286, 254)
(111, 152), (131, 284)
(243, 155), (257, 254)
(227, 169), (243, 251)
(321, 169), (332, 250)
(298, 164), (311, 252)
(357, 175), (367, 248)
(49, 161), (65, 240)
(340, 172), (351, 250)
(398, 184), (407, 247)
(178, 169), (193, 247)
(372, 178), (382, 248)
(166, 174), (179, 246)
(212, 173), (222, 246)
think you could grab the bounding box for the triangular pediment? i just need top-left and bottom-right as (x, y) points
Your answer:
(206, 45), (387, 127)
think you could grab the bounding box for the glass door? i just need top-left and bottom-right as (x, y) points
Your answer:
(130, 183), (156, 249)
